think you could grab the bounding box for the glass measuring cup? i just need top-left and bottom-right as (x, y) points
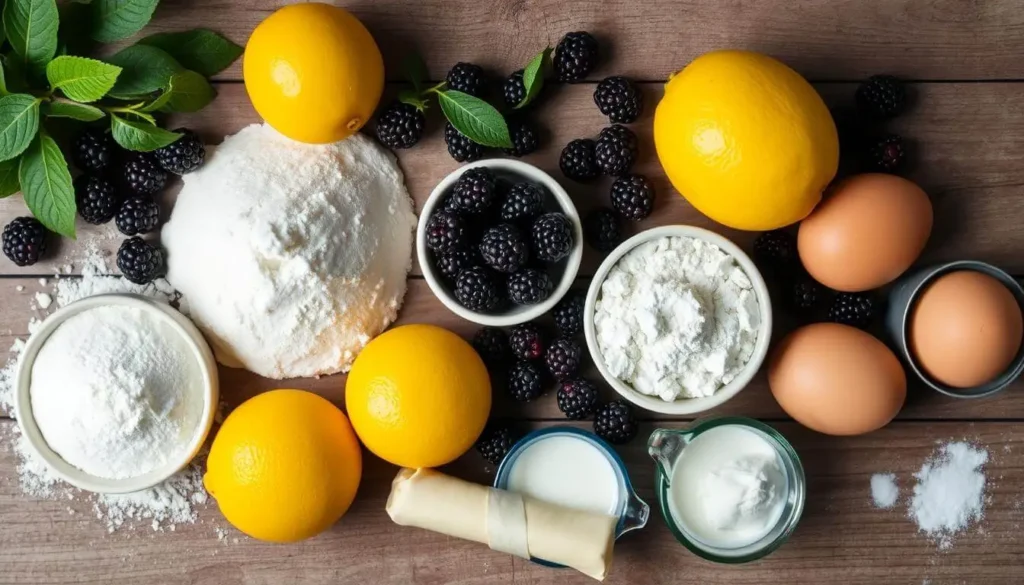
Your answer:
(648, 417), (806, 563)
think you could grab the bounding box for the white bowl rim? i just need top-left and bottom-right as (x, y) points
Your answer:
(417, 159), (583, 327)
(14, 293), (219, 494)
(583, 225), (773, 415)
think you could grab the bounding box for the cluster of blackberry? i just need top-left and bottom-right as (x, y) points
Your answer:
(471, 291), (638, 465)
(426, 167), (575, 313)
(374, 31), (605, 163)
(3, 129), (206, 283)
(834, 75), (911, 175)
(753, 229), (877, 329)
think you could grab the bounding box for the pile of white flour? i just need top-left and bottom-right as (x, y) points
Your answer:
(594, 236), (761, 400)
(0, 247), (213, 533)
(162, 124), (416, 379)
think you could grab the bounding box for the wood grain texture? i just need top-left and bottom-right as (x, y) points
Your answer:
(4, 82), (1024, 278)
(147, 0), (1024, 82)
(1, 277), (1022, 422)
(0, 419), (1021, 585)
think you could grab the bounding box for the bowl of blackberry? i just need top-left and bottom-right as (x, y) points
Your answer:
(418, 159), (583, 327)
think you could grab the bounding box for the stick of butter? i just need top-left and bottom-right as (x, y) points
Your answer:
(385, 468), (617, 581)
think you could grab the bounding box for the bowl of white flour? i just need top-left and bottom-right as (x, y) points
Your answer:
(14, 294), (218, 493)
(584, 226), (772, 415)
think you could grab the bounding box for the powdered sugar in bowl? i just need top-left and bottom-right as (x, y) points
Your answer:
(14, 294), (219, 494)
(583, 226), (772, 415)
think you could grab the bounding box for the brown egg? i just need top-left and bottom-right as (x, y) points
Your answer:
(910, 270), (1023, 388)
(768, 323), (906, 436)
(798, 173), (932, 292)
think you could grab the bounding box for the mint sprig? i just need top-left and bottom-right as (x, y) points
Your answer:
(0, 0), (242, 239)
(517, 47), (551, 109)
(434, 89), (512, 149)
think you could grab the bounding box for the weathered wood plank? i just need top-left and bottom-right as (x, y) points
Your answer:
(148, 0), (1024, 82)
(1, 277), (1022, 422)
(0, 420), (1020, 584)
(2, 82), (1024, 278)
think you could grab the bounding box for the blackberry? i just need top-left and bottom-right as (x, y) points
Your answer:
(593, 76), (642, 124)
(117, 237), (164, 284)
(435, 248), (478, 281)
(425, 210), (469, 253)
(72, 129), (114, 173)
(502, 70), (527, 109)
(554, 31), (598, 83)
(855, 75), (907, 119)
(559, 139), (598, 182)
(556, 379), (599, 420)
(508, 269), (552, 305)
(507, 360), (545, 402)
(445, 122), (484, 162)
(455, 266), (504, 312)
(503, 119), (540, 158)
(509, 322), (545, 361)
(153, 128), (205, 175)
(119, 154), (167, 196)
(595, 124), (638, 176)
(446, 62), (487, 97)
(610, 174), (655, 220)
(74, 175), (119, 225)
(375, 102), (425, 149)
(791, 279), (824, 313)
(583, 207), (622, 252)
(753, 230), (796, 271)
(453, 167), (498, 214)
(552, 289), (585, 337)
(593, 400), (638, 445)
(2, 217), (47, 266)
(480, 223), (529, 273)
(869, 134), (905, 172)
(499, 182), (544, 224)
(828, 292), (875, 329)
(544, 338), (582, 381)
(475, 424), (515, 465)
(531, 212), (574, 262)
(472, 327), (511, 372)
(115, 196), (160, 236)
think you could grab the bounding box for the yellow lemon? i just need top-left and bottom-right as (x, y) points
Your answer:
(346, 325), (491, 468)
(204, 389), (362, 542)
(243, 3), (384, 144)
(654, 50), (839, 230)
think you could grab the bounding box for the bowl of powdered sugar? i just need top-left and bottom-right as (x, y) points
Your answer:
(584, 226), (772, 415)
(14, 294), (218, 493)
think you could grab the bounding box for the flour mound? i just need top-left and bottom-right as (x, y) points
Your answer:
(162, 124), (416, 379)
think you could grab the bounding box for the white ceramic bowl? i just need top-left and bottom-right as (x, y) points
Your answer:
(14, 294), (219, 494)
(418, 159), (583, 326)
(583, 225), (773, 415)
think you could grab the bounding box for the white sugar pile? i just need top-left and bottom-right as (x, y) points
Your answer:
(870, 473), (899, 509)
(909, 442), (988, 549)
(0, 245), (212, 533)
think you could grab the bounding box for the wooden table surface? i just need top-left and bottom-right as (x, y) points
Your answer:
(2, 1), (1024, 584)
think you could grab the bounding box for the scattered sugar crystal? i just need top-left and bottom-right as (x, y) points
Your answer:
(871, 473), (899, 509)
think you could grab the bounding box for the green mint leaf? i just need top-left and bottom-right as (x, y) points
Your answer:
(436, 90), (512, 148)
(0, 94), (39, 161)
(160, 69), (215, 113)
(517, 47), (551, 109)
(105, 44), (182, 97)
(3, 0), (59, 72)
(46, 56), (121, 103)
(139, 88), (171, 113)
(20, 132), (74, 238)
(0, 63), (8, 97)
(397, 88), (427, 111)
(110, 114), (180, 151)
(0, 157), (21, 198)
(45, 99), (105, 122)
(88, 0), (158, 43)
(400, 53), (428, 92)
(138, 29), (242, 78)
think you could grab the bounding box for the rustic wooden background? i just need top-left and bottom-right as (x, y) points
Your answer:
(2, 1), (1024, 584)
